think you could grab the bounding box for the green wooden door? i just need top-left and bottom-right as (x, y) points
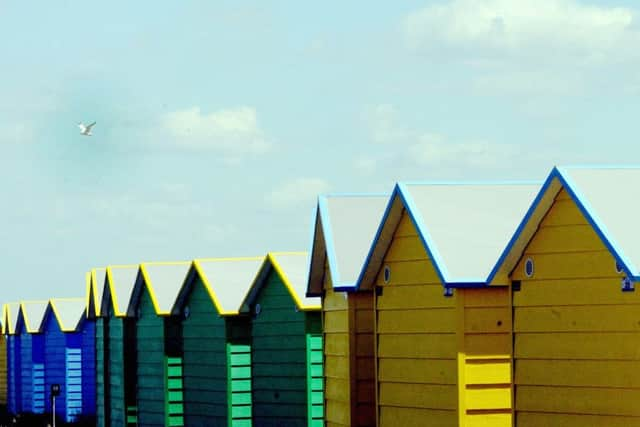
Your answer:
(227, 343), (252, 427)
(306, 333), (324, 427)
(165, 356), (184, 427)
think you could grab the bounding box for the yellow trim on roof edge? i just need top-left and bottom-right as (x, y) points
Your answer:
(268, 252), (321, 311)
(49, 298), (85, 332)
(19, 300), (49, 334)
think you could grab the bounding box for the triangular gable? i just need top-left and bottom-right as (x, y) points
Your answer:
(87, 268), (106, 318)
(307, 194), (388, 296)
(246, 253), (320, 311)
(100, 265), (140, 317)
(47, 298), (86, 332)
(18, 301), (49, 333)
(2, 303), (19, 335)
(173, 256), (265, 316)
(357, 181), (540, 290)
(128, 262), (191, 316)
(492, 166), (640, 281)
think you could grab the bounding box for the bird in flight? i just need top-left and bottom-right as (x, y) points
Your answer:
(78, 122), (96, 136)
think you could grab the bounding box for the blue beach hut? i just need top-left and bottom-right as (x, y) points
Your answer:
(42, 298), (96, 423)
(15, 301), (48, 415)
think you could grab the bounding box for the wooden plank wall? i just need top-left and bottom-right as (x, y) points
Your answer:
(512, 188), (640, 426)
(251, 270), (307, 427)
(135, 290), (166, 427)
(181, 278), (228, 426)
(109, 316), (126, 426)
(375, 211), (458, 426)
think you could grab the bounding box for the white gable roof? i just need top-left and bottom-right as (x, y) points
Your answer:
(19, 301), (49, 333)
(195, 257), (265, 314)
(49, 298), (86, 332)
(270, 252), (320, 309)
(105, 265), (140, 316)
(403, 182), (540, 282)
(142, 262), (191, 314)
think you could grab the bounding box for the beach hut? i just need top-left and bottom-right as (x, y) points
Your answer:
(87, 268), (107, 427)
(356, 181), (539, 427)
(3, 303), (20, 415)
(491, 166), (640, 426)
(242, 252), (322, 427)
(15, 301), (48, 415)
(0, 315), (7, 406)
(42, 298), (96, 422)
(171, 256), (264, 427)
(306, 194), (387, 427)
(127, 261), (191, 427)
(98, 265), (140, 427)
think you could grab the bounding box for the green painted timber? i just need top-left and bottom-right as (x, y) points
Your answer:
(108, 316), (126, 426)
(96, 317), (106, 427)
(181, 276), (229, 427)
(165, 357), (184, 426)
(227, 340), (252, 427)
(306, 319), (324, 427)
(135, 288), (166, 427)
(251, 270), (323, 427)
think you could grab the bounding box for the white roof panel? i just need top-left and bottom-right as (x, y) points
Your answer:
(197, 257), (264, 313)
(559, 166), (640, 276)
(107, 266), (140, 316)
(324, 195), (388, 286)
(4, 303), (20, 334)
(50, 298), (86, 332)
(270, 253), (320, 308)
(404, 183), (540, 281)
(143, 262), (191, 314)
(20, 301), (49, 333)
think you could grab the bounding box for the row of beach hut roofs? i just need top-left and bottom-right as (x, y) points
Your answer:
(1, 165), (639, 427)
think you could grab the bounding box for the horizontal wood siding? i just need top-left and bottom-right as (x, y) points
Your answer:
(457, 288), (512, 427)
(351, 292), (375, 427)
(181, 277), (228, 427)
(44, 312), (66, 418)
(109, 316), (126, 426)
(306, 313), (324, 427)
(135, 288), (165, 427)
(252, 270), (308, 427)
(8, 335), (21, 414)
(19, 332), (32, 413)
(322, 265), (351, 427)
(81, 320), (96, 416)
(512, 188), (640, 426)
(0, 335), (7, 405)
(96, 318), (106, 427)
(375, 211), (457, 426)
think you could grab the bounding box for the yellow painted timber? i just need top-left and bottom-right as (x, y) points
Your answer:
(377, 333), (456, 359)
(379, 383), (457, 409)
(380, 407), (457, 426)
(512, 187), (640, 424)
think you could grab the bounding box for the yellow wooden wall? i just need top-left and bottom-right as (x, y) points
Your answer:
(512, 188), (640, 426)
(374, 211), (458, 426)
(323, 260), (376, 426)
(0, 334), (6, 405)
(349, 292), (375, 426)
(323, 262), (352, 427)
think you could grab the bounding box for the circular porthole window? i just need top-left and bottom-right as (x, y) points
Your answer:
(524, 258), (534, 278)
(383, 265), (391, 284)
(616, 260), (624, 274)
(183, 306), (190, 320)
(255, 303), (262, 316)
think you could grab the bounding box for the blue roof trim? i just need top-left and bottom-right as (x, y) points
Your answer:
(354, 184), (402, 291)
(318, 195), (343, 287)
(486, 172), (558, 284)
(489, 166), (637, 282)
(555, 167), (637, 279)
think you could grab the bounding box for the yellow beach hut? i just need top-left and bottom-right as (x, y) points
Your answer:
(306, 193), (388, 427)
(356, 181), (539, 427)
(492, 166), (640, 426)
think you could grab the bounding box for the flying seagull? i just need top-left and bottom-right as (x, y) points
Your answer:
(78, 121), (96, 136)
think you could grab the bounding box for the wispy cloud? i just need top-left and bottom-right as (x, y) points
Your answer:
(162, 106), (271, 155)
(363, 103), (515, 169)
(266, 178), (330, 209)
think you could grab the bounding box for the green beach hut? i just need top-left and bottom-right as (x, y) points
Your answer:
(170, 256), (265, 427)
(127, 261), (191, 427)
(241, 252), (323, 427)
(98, 265), (140, 427)
(87, 268), (107, 427)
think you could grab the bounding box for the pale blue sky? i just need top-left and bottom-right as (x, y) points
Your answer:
(1, 0), (639, 302)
